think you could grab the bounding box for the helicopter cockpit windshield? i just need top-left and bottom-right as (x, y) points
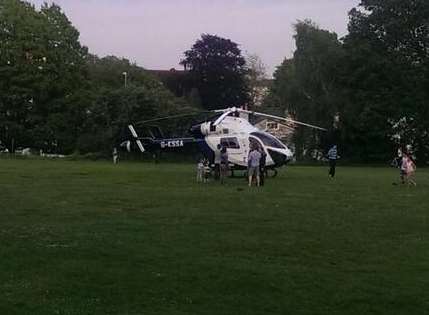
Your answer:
(250, 132), (286, 149)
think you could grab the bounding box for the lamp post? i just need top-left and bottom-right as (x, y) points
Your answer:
(122, 71), (127, 88)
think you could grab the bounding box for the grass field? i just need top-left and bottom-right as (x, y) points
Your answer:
(1, 158), (429, 315)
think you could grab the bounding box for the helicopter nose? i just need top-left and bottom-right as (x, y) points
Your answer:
(284, 147), (293, 161)
(267, 149), (287, 166)
(268, 148), (293, 166)
(190, 124), (203, 138)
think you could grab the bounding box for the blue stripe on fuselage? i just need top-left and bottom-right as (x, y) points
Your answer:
(197, 139), (214, 162)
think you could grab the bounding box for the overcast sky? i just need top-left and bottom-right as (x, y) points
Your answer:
(30, 0), (360, 75)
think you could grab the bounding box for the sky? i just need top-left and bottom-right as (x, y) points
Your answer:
(29, 0), (360, 76)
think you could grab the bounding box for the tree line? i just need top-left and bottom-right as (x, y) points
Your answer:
(0, 0), (198, 155)
(1, 0), (428, 163)
(267, 0), (429, 163)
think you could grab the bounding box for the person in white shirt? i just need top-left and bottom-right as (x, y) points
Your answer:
(113, 147), (119, 164)
(248, 145), (262, 186)
(196, 158), (204, 183)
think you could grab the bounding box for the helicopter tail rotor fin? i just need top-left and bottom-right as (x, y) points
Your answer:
(128, 124), (145, 153)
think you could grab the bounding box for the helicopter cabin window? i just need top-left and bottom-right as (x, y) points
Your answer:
(266, 122), (279, 130)
(223, 128), (229, 134)
(220, 137), (240, 149)
(250, 132), (285, 149)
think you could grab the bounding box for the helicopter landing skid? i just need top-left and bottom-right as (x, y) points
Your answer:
(266, 168), (278, 178)
(229, 168), (278, 178)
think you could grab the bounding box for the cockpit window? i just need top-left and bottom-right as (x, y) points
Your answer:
(250, 132), (285, 149)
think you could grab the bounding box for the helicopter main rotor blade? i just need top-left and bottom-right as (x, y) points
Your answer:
(213, 110), (233, 126)
(135, 111), (211, 125)
(240, 109), (327, 131)
(212, 106), (238, 114)
(210, 107), (327, 131)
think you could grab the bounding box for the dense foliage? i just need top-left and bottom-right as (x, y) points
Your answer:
(268, 20), (344, 159)
(0, 0), (88, 153)
(268, 1), (429, 163)
(0, 0), (195, 154)
(1, 0), (428, 162)
(180, 34), (249, 110)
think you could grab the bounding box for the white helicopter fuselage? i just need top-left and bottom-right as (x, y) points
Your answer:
(200, 115), (293, 168)
(127, 106), (326, 170)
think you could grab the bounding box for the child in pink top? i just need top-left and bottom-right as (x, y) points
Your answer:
(401, 154), (416, 186)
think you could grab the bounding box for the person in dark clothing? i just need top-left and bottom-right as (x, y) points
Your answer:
(214, 144), (222, 180)
(259, 148), (267, 186)
(327, 145), (338, 178)
(220, 147), (229, 185)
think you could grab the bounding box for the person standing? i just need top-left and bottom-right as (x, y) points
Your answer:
(327, 145), (338, 178)
(406, 154), (417, 186)
(196, 158), (205, 183)
(248, 145), (262, 187)
(203, 159), (211, 183)
(259, 148), (267, 186)
(113, 147), (119, 164)
(396, 147), (403, 167)
(214, 144), (221, 180)
(220, 147), (229, 184)
(401, 153), (417, 186)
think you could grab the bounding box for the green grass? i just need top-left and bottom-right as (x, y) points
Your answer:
(1, 158), (429, 315)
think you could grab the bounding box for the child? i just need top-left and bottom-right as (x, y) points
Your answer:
(113, 147), (119, 164)
(404, 154), (417, 186)
(400, 154), (416, 186)
(196, 158), (204, 183)
(203, 159), (211, 183)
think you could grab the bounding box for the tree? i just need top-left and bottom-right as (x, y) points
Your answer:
(246, 54), (268, 109)
(267, 2), (429, 162)
(0, 1), (197, 155)
(268, 20), (344, 159)
(78, 55), (197, 154)
(180, 34), (249, 110)
(343, 0), (429, 161)
(0, 0), (88, 153)
(0, 0), (42, 151)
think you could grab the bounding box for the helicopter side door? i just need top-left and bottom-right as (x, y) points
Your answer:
(249, 136), (275, 167)
(220, 137), (243, 166)
(238, 136), (249, 166)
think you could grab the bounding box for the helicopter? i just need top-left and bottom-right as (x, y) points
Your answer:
(123, 107), (326, 176)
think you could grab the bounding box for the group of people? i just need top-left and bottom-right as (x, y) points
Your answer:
(326, 144), (418, 186)
(247, 143), (267, 187)
(196, 142), (267, 186)
(198, 143), (418, 187)
(196, 144), (229, 184)
(196, 158), (211, 183)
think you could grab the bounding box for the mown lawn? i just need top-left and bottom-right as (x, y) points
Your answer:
(0, 158), (428, 315)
